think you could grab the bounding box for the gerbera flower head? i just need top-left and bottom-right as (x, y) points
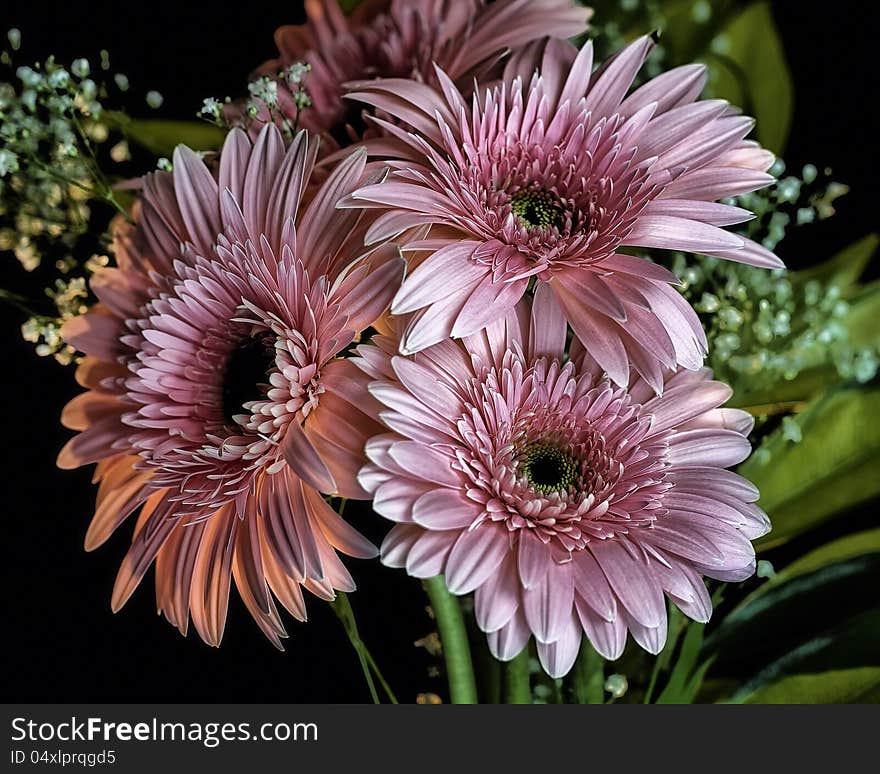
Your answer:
(58, 125), (404, 647)
(237, 0), (591, 146)
(358, 287), (769, 677)
(344, 36), (783, 389)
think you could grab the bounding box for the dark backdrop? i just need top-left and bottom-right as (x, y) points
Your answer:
(1, 1), (877, 702)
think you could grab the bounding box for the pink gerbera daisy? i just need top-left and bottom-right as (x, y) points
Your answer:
(357, 286), (769, 677)
(240, 0), (591, 145)
(58, 125), (404, 647)
(344, 36), (783, 388)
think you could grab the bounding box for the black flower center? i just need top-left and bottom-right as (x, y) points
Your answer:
(222, 332), (277, 423)
(510, 189), (564, 230)
(521, 443), (577, 494)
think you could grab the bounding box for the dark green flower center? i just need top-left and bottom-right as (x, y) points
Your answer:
(521, 443), (577, 494)
(222, 331), (276, 422)
(510, 189), (563, 230)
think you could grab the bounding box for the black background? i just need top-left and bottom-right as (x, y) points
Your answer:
(1, 1), (877, 702)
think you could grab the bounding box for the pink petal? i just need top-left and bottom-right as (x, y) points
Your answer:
(625, 215), (744, 253)
(474, 554), (521, 633)
(523, 561), (575, 643)
(590, 541), (665, 628)
(536, 613), (583, 678)
(518, 529), (552, 589)
(392, 241), (484, 314)
(529, 281), (568, 360)
(413, 488), (479, 529)
(282, 421), (337, 494)
(444, 524), (509, 595)
(575, 596), (627, 661)
(487, 610), (531, 662)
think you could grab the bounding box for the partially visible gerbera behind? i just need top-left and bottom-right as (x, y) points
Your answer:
(234, 0), (591, 146)
(58, 125), (404, 647)
(357, 286), (769, 677)
(344, 36), (783, 388)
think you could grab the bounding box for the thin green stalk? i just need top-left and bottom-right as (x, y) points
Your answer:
(330, 592), (398, 704)
(0, 289), (40, 317)
(644, 605), (686, 704)
(422, 576), (478, 704)
(570, 642), (604, 704)
(502, 647), (532, 704)
(362, 646), (398, 705)
(644, 659), (663, 705)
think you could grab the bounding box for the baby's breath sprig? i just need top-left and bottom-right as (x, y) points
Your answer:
(205, 62), (311, 140)
(0, 29), (151, 363)
(670, 163), (876, 403)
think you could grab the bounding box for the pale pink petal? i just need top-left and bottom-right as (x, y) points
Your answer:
(536, 612), (583, 678)
(445, 524), (509, 595)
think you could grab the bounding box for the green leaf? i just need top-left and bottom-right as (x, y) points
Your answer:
(792, 233), (878, 291)
(656, 620), (713, 704)
(729, 291), (880, 409)
(738, 388), (880, 549)
(115, 117), (227, 157)
(723, 610), (880, 702)
(706, 2), (794, 153)
(843, 282), (880, 350)
(705, 533), (880, 664)
(728, 235), (879, 408)
(746, 529), (880, 606)
(731, 667), (880, 704)
(652, 0), (738, 63)
(704, 564), (879, 677)
(729, 366), (834, 410)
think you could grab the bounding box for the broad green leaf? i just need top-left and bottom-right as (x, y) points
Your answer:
(738, 387), (880, 549)
(652, 0), (738, 63)
(702, 555), (879, 673)
(730, 366), (834, 410)
(744, 529), (880, 607)
(759, 454), (880, 548)
(792, 233), (878, 291)
(723, 610), (880, 702)
(843, 281), (880, 350)
(705, 2), (793, 153)
(732, 667), (880, 704)
(117, 118), (227, 157)
(707, 532), (880, 666)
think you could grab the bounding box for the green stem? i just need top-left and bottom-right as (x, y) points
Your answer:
(330, 592), (397, 704)
(362, 647), (398, 705)
(570, 642), (605, 704)
(644, 605), (687, 704)
(0, 288), (41, 317)
(644, 657), (663, 705)
(422, 576), (478, 704)
(502, 648), (532, 704)
(462, 604), (500, 703)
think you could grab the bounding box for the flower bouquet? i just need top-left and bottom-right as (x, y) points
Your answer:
(2, 0), (877, 705)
